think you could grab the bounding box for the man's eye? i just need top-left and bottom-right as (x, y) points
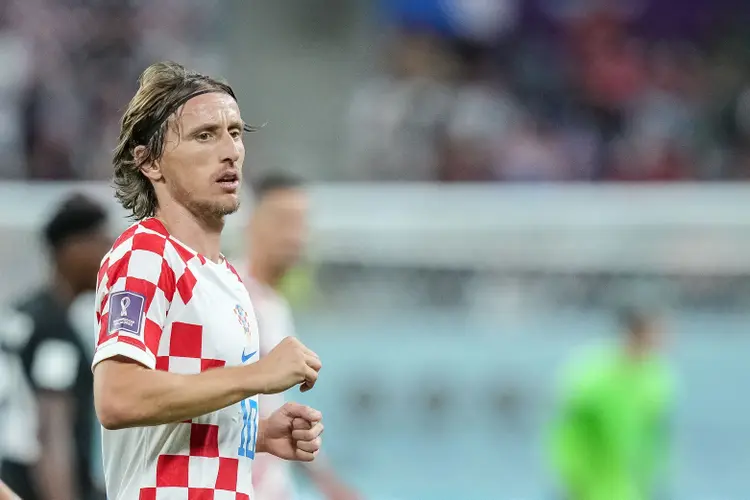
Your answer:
(230, 130), (242, 139)
(197, 132), (212, 141)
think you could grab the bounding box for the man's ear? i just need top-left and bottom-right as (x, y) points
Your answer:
(134, 145), (162, 182)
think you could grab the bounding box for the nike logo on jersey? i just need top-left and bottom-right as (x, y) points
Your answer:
(241, 349), (257, 363)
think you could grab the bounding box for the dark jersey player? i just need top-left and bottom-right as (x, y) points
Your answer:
(0, 194), (111, 500)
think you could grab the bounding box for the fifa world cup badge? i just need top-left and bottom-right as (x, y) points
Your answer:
(233, 304), (252, 340)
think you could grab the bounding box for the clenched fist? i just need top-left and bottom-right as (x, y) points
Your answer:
(254, 336), (322, 394)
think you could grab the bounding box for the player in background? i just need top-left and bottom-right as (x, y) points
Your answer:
(0, 349), (19, 500)
(93, 61), (325, 500)
(549, 306), (676, 500)
(0, 194), (111, 500)
(244, 173), (361, 500)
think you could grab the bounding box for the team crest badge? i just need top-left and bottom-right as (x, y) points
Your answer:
(233, 304), (252, 339)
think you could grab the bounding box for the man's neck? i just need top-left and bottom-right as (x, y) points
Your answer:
(156, 202), (224, 263)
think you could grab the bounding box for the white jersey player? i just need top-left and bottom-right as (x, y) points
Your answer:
(92, 62), (325, 500)
(246, 173), (360, 500)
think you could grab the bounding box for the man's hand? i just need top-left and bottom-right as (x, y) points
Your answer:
(254, 337), (322, 394)
(257, 402), (324, 461)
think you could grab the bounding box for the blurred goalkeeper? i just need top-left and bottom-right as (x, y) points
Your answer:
(549, 306), (676, 500)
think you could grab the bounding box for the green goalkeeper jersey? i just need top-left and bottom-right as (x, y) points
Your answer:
(550, 344), (675, 500)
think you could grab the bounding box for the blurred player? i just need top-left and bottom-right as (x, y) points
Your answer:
(0, 194), (111, 500)
(92, 62), (325, 500)
(245, 173), (360, 500)
(549, 306), (676, 500)
(0, 350), (17, 500)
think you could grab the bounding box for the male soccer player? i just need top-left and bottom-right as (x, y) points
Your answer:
(93, 62), (325, 500)
(0, 194), (111, 500)
(244, 173), (360, 500)
(549, 306), (675, 500)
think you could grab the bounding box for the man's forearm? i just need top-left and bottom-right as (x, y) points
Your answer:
(36, 394), (78, 500)
(95, 358), (267, 430)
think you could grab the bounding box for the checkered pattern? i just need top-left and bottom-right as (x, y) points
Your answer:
(94, 218), (259, 500)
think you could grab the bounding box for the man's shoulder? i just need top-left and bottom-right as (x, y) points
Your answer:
(102, 219), (195, 283)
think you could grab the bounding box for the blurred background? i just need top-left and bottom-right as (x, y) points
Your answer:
(1, 0), (750, 499)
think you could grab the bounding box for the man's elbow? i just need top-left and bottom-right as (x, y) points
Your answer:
(95, 391), (133, 430)
(94, 360), (145, 430)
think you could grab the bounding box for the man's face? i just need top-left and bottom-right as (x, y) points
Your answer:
(254, 188), (309, 270)
(147, 92), (246, 220)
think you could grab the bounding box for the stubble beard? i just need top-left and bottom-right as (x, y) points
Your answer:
(170, 179), (241, 228)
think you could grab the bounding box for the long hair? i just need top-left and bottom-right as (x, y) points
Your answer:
(112, 61), (258, 220)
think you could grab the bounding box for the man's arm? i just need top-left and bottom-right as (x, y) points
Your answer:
(95, 356), (266, 430)
(35, 393), (78, 500)
(95, 336), (319, 430)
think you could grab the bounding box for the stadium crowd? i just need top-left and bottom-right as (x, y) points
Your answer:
(0, 1), (749, 182)
(0, 0), (225, 180)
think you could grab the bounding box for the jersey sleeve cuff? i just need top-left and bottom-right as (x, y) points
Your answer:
(92, 340), (156, 371)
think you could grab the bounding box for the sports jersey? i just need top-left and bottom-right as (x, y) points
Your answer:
(93, 218), (260, 500)
(549, 344), (674, 500)
(244, 277), (298, 500)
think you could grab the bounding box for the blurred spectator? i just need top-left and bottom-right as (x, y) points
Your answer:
(0, 194), (110, 500)
(347, 29), (454, 181)
(0, 0), (222, 180)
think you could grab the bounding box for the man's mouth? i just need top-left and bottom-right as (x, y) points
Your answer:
(217, 172), (240, 192)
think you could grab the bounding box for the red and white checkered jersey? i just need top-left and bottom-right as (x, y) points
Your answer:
(93, 218), (261, 500)
(245, 276), (299, 500)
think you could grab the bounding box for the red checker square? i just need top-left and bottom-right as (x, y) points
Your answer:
(188, 489), (215, 500)
(214, 458), (239, 491)
(106, 251), (132, 284)
(143, 218), (169, 237)
(97, 257), (110, 288)
(132, 231), (167, 256)
(177, 268), (197, 304)
(158, 259), (176, 302)
(125, 277), (158, 311)
(201, 359), (226, 372)
(156, 454), (190, 487)
(172, 240), (196, 263)
(113, 224), (139, 249)
(139, 487), (157, 500)
(144, 318), (163, 355)
(170, 323), (203, 358)
(190, 423), (219, 458)
(236, 494), (249, 500)
(155, 356), (170, 371)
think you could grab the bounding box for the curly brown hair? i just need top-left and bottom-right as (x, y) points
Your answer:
(113, 61), (258, 220)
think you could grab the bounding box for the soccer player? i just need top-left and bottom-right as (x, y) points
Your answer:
(244, 173), (360, 500)
(549, 306), (676, 500)
(0, 194), (111, 500)
(93, 62), (325, 500)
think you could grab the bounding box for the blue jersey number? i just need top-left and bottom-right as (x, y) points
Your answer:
(238, 398), (258, 458)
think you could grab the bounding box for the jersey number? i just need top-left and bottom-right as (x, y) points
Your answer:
(238, 398), (258, 459)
